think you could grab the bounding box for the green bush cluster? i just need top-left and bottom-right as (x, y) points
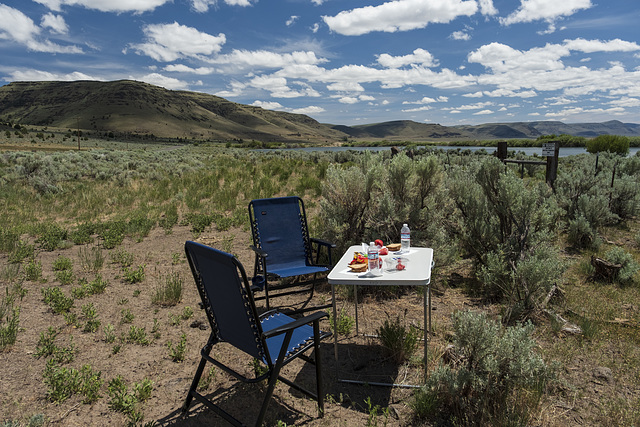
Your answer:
(586, 134), (630, 155)
(412, 310), (549, 426)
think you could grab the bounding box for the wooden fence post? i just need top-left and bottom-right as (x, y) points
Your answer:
(544, 141), (560, 188)
(497, 141), (507, 160)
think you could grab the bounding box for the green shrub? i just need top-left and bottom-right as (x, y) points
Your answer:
(159, 204), (179, 233)
(55, 269), (74, 285)
(24, 258), (44, 281)
(127, 325), (150, 345)
(52, 255), (73, 271)
(41, 287), (74, 314)
(412, 310), (549, 426)
(78, 245), (104, 272)
(0, 302), (20, 350)
(36, 223), (68, 251)
(110, 248), (134, 267)
(8, 241), (34, 264)
(151, 272), (182, 306)
(81, 303), (100, 333)
(328, 306), (355, 336)
(167, 333), (187, 362)
(567, 215), (599, 250)
(586, 134), (630, 155)
(107, 376), (151, 424)
(69, 223), (95, 245)
(123, 264), (145, 284)
(376, 314), (422, 364)
(603, 246), (639, 286)
(43, 360), (102, 404)
(0, 227), (19, 253)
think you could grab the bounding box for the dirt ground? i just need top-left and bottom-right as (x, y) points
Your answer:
(0, 224), (633, 426)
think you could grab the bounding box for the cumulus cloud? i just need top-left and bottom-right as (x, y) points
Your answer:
(286, 16), (299, 27)
(500, 0), (592, 26)
(41, 13), (68, 34)
(135, 73), (190, 90)
(208, 50), (327, 69)
(0, 4), (81, 53)
(190, 0), (252, 11)
(478, 0), (498, 16)
(251, 100), (284, 110)
(327, 81), (365, 92)
(450, 30), (470, 41)
(377, 48), (438, 68)
(33, 0), (169, 13)
(128, 22), (226, 62)
(323, 0), (478, 36)
(163, 64), (217, 74)
(291, 105), (325, 114)
(5, 69), (98, 82)
(248, 75), (321, 98)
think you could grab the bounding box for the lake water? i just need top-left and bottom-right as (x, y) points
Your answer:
(258, 146), (640, 158)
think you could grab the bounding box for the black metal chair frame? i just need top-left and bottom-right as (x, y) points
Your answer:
(182, 241), (332, 427)
(248, 196), (335, 312)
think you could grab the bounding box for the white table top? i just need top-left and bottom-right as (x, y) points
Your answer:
(328, 245), (433, 286)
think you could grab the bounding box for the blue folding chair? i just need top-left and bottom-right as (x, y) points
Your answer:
(249, 196), (335, 312)
(182, 241), (332, 426)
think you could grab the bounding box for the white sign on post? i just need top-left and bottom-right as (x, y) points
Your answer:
(542, 143), (556, 156)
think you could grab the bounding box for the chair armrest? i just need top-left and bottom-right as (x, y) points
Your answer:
(309, 238), (335, 266)
(262, 311), (329, 338)
(250, 245), (268, 258)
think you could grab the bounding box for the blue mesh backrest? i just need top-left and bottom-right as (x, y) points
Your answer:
(250, 197), (309, 267)
(185, 241), (263, 361)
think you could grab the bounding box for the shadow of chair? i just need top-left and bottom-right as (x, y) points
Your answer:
(181, 241), (332, 427)
(248, 196), (335, 313)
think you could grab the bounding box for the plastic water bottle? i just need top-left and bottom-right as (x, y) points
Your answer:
(367, 242), (380, 275)
(401, 224), (410, 253)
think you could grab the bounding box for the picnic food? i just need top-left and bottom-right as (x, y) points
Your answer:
(374, 239), (384, 248)
(348, 263), (367, 272)
(378, 247), (388, 255)
(349, 252), (368, 265)
(386, 243), (401, 251)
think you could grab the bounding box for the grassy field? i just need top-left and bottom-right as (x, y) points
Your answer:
(1, 136), (639, 426)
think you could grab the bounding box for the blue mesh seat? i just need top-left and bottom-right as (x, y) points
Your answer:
(249, 196), (334, 312)
(182, 241), (332, 426)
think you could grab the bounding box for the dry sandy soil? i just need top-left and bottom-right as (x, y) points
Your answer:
(0, 223), (631, 426)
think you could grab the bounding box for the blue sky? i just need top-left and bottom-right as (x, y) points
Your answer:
(0, 0), (639, 126)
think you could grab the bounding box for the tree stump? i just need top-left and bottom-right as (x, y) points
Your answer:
(591, 255), (621, 282)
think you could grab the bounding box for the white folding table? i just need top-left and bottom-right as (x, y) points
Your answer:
(327, 245), (434, 386)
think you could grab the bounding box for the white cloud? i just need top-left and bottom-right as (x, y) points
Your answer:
(5, 69), (98, 82)
(607, 97), (640, 108)
(209, 50), (326, 70)
(129, 22), (226, 62)
(500, 0), (592, 26)
(0, 4), (81, 53)
(478, 0), (498, 16)
(248, 75), (321, 98)
(564, 38), (640, 53)
(323, 0), (478, 36)
(339, 96), (359, 104)
(450, 30), (470, 41)
(164, 64), (217, 75)
(33, 0), (169, 13)
(310, 0), (324, 5)
(135, 73), (189, 90)
(402, 106), (432, 112)
(251, 100), (284, 110)
(286, 16), (299, 27)
(377, 48), (438, 68)
(41, 13), (68, 34)
(291, 105), (325, 114)
(473, 109), (494, 115)
(327, 81), (365, 92)
(311, 23), (320, 33)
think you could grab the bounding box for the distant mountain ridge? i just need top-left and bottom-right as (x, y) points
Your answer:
(1, 80), (638, 142)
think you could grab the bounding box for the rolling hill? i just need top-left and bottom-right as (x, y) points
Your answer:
(1, 80), (638, 143)
(0, 80), (345, 143)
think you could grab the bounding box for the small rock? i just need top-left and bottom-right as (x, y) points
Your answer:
(190, 319), (208, 330)
(592, 366), (613, 383)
